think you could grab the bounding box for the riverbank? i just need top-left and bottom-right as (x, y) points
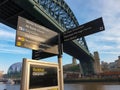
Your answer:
(64, 78), (120, 83)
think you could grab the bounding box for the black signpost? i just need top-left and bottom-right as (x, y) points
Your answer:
(63, 17), (105, 42)
(57, 17), (105, 90)
(58, 34), (64, 90)
(16, 16), (105, 90)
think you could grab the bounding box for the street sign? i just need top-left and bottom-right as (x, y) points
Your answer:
(16, 16), (58, 54)
(32, 45), (58, 60)
(63, 17), (105, 42)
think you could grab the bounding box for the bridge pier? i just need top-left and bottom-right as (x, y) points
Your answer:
(80, 60), (95, 76)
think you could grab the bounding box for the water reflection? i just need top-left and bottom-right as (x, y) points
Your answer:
(0, 83), (20, 90)
(64, 82), (120, 90)
(0, 82), (120, 90)
(80, 83), (104, 90)
(6, 84), (20, 90)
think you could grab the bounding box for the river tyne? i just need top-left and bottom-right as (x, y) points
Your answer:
(0, 82), (120, 90)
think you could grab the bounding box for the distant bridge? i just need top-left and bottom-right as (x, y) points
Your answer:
(0, 0), (95, 75)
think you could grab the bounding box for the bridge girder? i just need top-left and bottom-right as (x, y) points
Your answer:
(0, 0), (95, 74)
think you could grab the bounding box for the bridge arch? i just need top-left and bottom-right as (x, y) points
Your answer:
(33, 0), (88, 50)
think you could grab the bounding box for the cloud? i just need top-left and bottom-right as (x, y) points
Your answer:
(0, 23), (31, 55)
(0, 43), (31, 54)
(102, 36), (120, 44)
(102, 51), (120, 55)
(65, 0), (120, 62)
(0, 28), (15, 41)
(0, 48), (30, 54)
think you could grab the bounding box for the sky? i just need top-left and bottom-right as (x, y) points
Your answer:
(0, 0), (120, 73)
(65, 0), (120, 60)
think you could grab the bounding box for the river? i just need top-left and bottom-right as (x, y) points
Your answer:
(0, 82), (120, 90)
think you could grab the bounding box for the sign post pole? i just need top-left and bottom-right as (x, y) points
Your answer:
(58, 34), (64, 90)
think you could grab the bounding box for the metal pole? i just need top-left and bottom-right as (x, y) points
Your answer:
(58, 55), (64, 90)
(58, 34), (64, 90)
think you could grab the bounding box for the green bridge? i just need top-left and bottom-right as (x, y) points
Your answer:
(0, 0), (95, 75)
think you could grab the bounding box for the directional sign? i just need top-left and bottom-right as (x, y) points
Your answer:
(63, 17), (105, 42)
(32, 45), (58, 60)
(16, 16), (58, 54)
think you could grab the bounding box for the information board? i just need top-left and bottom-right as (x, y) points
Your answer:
(29, 64), (58, 89)
(20, 58), (59, 90)
(16, 16), (58, 54)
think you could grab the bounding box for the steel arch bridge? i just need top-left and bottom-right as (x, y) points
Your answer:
(36, 0), (89, 50)
(0, 0), (95, 75)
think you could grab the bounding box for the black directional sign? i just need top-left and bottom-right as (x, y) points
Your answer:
(63, 17), (105, 42)
(16, 16), (58, 54)
(32, 45), (58, 60)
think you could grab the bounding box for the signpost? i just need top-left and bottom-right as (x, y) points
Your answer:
(16, 16), (105, 90)
(63, 17), (105, 42)
(16, 16), (58, 54)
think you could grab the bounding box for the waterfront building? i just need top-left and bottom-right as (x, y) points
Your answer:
(7, 62), (22, 78)
(101, 56), (120, 72)
(63, 58), (81, 79)
(0, 71), (4, 79)
(100, 71), (120, 78)
(101, 61), (109, 72)
(116, 56), (120, 68)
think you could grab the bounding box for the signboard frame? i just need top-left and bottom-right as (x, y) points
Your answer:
(20, 58), (59, 90)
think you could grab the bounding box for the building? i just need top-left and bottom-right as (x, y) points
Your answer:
(93, 51), (102, 74)
(0, 71), (4, 79)
(115, 56), (120, 70)
(7, 62), (22, 78)
(63, 58), (82, 79)
(101, 56), (120, 72)
(101, 61), (109, 72)
(100, 71), (120, 78)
